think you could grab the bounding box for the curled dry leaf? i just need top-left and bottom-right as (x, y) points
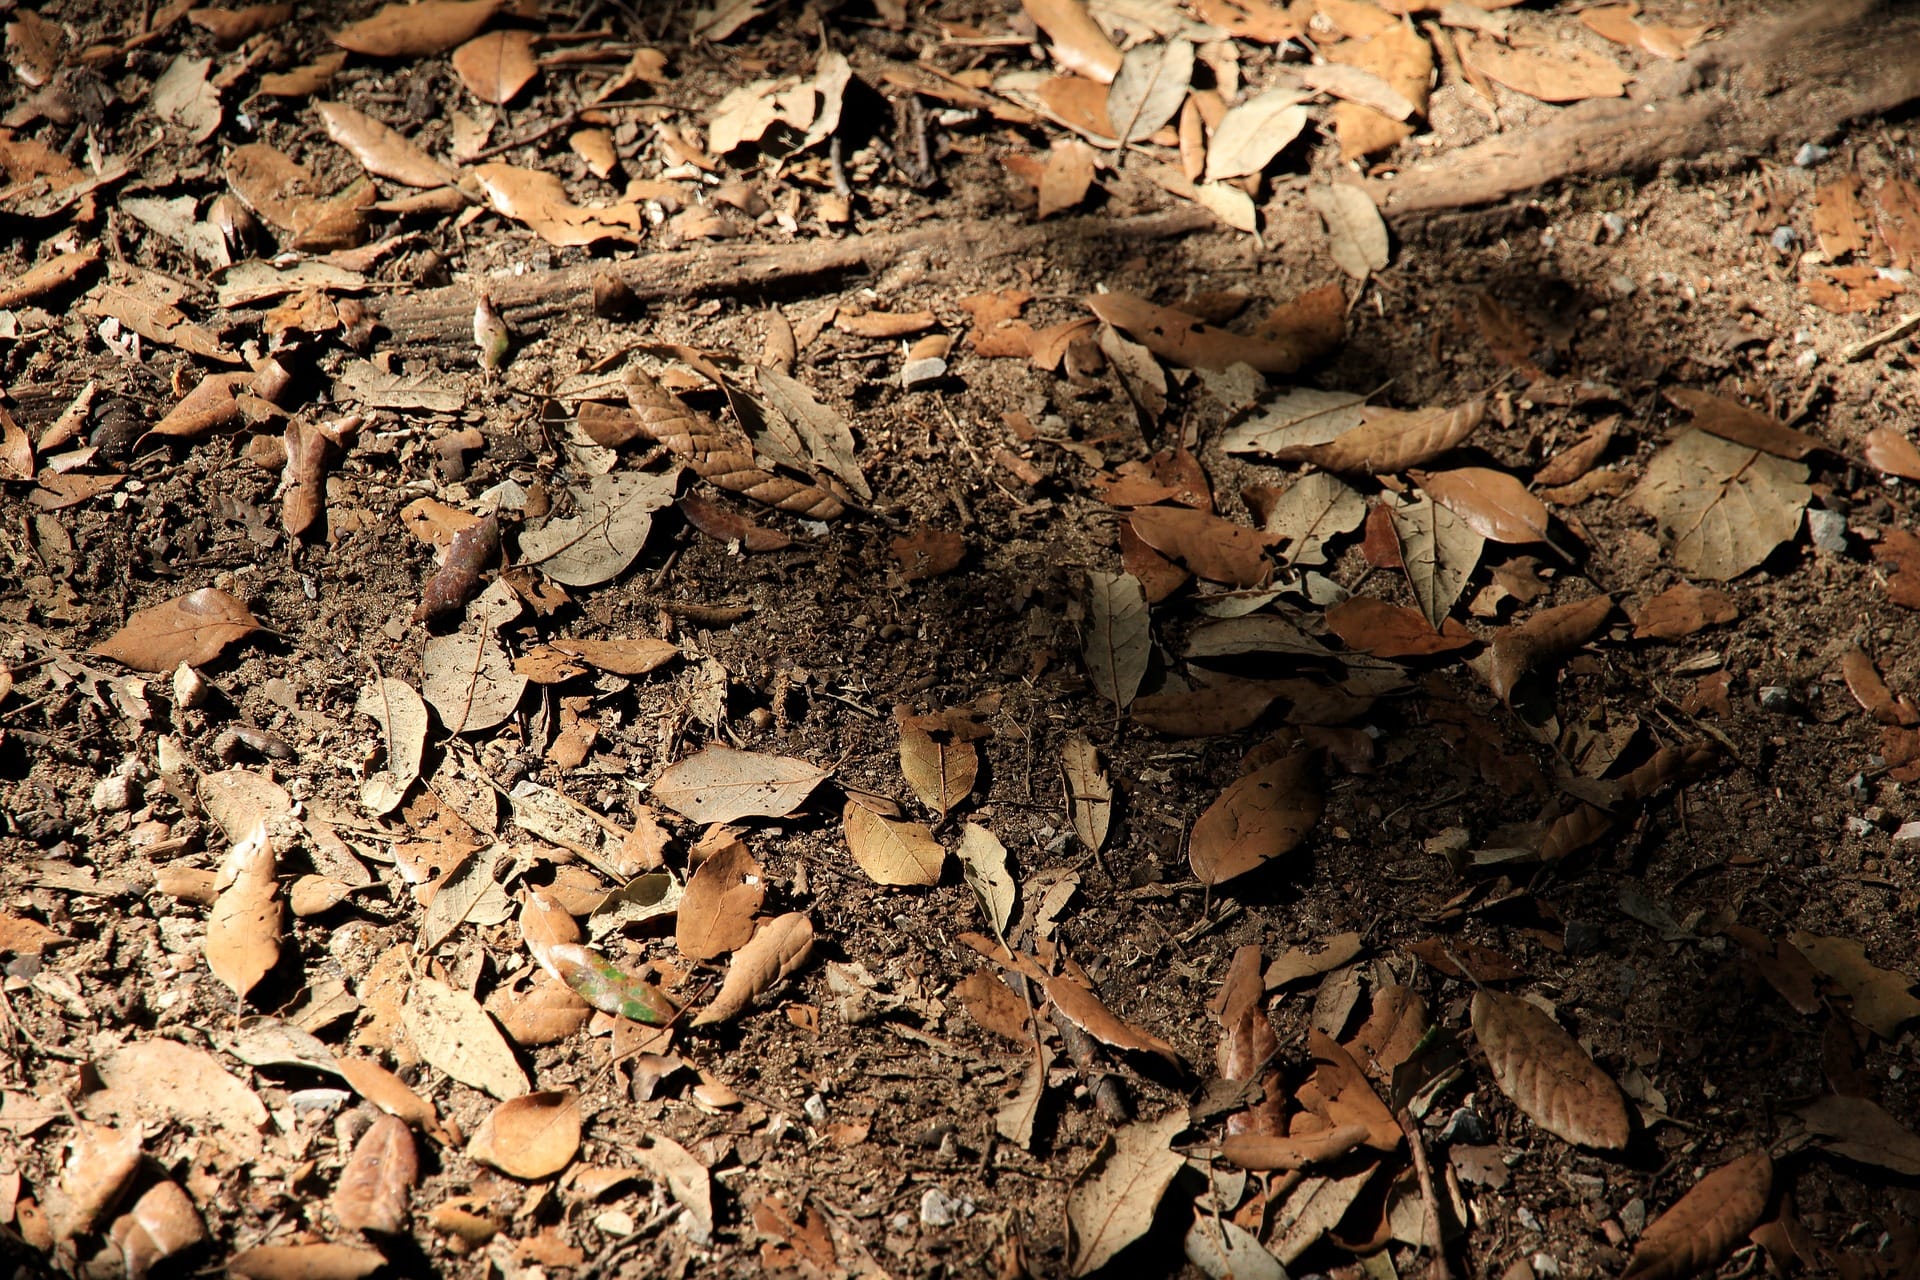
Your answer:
(206, 820), (282, 1001)
(1127, 506), (1269, 588)
(1213, 944), (1282, 1137)
(333, 0), (502, 58)
(1471, 989), (1629, 1150)
(1306, 1029), (1400, 1150)
(1622, 1151), (1771, 1280)
(1086, 290), (1311, 375)
(335, 1058), (446, 1140)
(842, 791), (945, 887)
(468, 1091), (581, 1180)
(92, 587), (261, 672)
(471, 163), (643, 248)
(1411, 466), (1553, 546)
(1487, 594), (1614, 702)
(1220, 1124), (1370, 1171)
(412, 512), (499, 624)
(1840, 647), (1918, 726)
(317, 102), (457, 189)
(1085, 570), (1151, 710)
(281, 415), (358, 538)
(676, 839), (764, 961)
(622, 366), (843, 517)
(680, 493), (792, 552)
(1045, 971), (1180, 1065)
(452, 30), (538, 104)
(1535, 415), (1618, 487)
(692, 911), (814, 1026)
(1062, 735), (1113, 851)
(332, 1113), (417, 1234)
(652, 745), (829, 823)
(1205, 88), (1310, 182)
(1270, 398), (1484, 474)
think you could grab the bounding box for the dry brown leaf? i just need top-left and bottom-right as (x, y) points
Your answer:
(472, 163), (643, 248)
(1023, 0), (1122, 82)
(1220, 1124), (1369, 1171)
(1086, 291), (1312, 375)
(1130, 681), (1278, 736)
(622, 365), (842, 517)
(1085, 570), (1151, 710)
(1535, 415), (1617, 487)
(897, 708), (984, 817)
(452, 30), (537, 104)
(91, 588), (261, 673)
(332, 0), (501, 57)
(1347, 983), (1431, 1078)
(1033, 75), (1116, 140)
(1063, 735), (1113, 851)
(1411, 466), (1552, 545)
(1790, 931), (1920, 1038)
(1631, 429), (1810, 580)
(1664, 388), (1823, 460)
(1188, 750), (1322, 886)
(331, 1113), (417, 1234)
(1813, 174), (1872, 259)
(1864, 428), (1920, 480)
(1212, 945), (1283, 1136)
(1309, 182), (1391, 279)
(281, 415), (358, 539)
(1472, 989), (1629, 1149)
(692, 912), (814, 1025)
(109, 1179), (206, 1278)
(1839, 647), (1919, 727)
(1067, 1111), (1187, 1276)
(842, 792), (945, 886)
(336, 1059), (445, 1138)
(1265, 931), (1365, 988)
(1623, 1151), (1771, 1280)
(206, 820), (282, 1001)
(1126, 507), (1269, 587)
(1405, 938), (1524, 982)
(412, 512), (499, 625)
(1305, 1029), (1400, 1150)
(90, 1040), (269, 1159)
(467, 1092), (581, 1180)
(958, 968), (1033, 1042)
(188, 4), (292, 43)
(1046, 971), (1180, 1065)
(229, 1242), (387, 1280)
(1271, 398), (1483, 474)
(1487, 594), (1614, 702)
(1631, 583), (1737, 640)
(680, 494), (792, 552)
(1463, 36), (1629, 102)
(653, 745), (828, 823)
(1325, 598), (1475, 658)
(1038, 138), (1099, 218)
(317, 102), (457, 189)
(51, 1121), (142, 1242)
(676, 839), (764, 961)
(1796, 1095), (1920, 1175)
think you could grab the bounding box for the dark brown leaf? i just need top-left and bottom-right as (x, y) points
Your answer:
(332, 1113), (417, 1234)
(1189, 751), (1323, 886)
(1623, 1151), (1771, 1280)
(412, 512), (499, 624)
(1472, 989), (1630, 1149)
(1534, 415), (1617, 487)
(1631, 583), (1737, 640)
(1487, 594), (1614, 702)
(679, 494), (791, 551)
(92, 588), (262, 672)
(1126, 507), (1269, 587)
(1325, 598), (1475, 658)
(1665, 388), (1823, 460)
(623, 366), (843, 518)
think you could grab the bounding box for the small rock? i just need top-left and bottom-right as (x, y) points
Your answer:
(1610, 273), (1636, 296)
(1848, 815), (1878, 837)
(90, 773), (135, 813)
(1770, 225), (1798, 251)
(1894, 821), (1920, 844)
(594, 1209), (636, 1236)
(1795, 349), (1819, 370)
(1758, 685), (1802, 714)
(18, 811), (69, 845)
(1532, 1252), (1563, 1278)
(1807, 508), (1848, 556)
(1516, 1205), (1543, 1233)
(1621, 1196), (1648, 1237)
(1601, 212), (1627, 239)
(804, 1092), (830, 1127)
(1794, 142), (1831, 167)
(172, 663), (211, 710)
(918, 1186), (972, 1227)
(900, 356), (947, 390)
(1564, 920), (1604, 956)
(1438, 1107), (1488, 1145)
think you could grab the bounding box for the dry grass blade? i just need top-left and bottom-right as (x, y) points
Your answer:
(622, 366), (844, 518)
(1272, 397), (1484, 474)
(1623, 1151), (1771, 1280)
(1472, 990), (1630, 1149)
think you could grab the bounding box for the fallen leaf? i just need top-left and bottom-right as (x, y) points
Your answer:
(331, 1113), (417, 1234)
(1204, 88), (1310, 182)
(897, 708), (982, 816)
(1796, 1095), (1920, 1175)
(636, 1135), (716, 1242)
(1127, 506), (1269, 587)
(1248, 471), (1367, 566)
(1536, 415), (1619, 486)
(1839, 647), (1919, 727)
(51, 1121), (142, 1242)
(692, 912), (814, 1025)
(1487, 594), (1614, 701)
(1392, 494), (1485, 630)
(1131, 681), (1278, 735)
(468, 1092), (581, 1180)
(1790, 931), (1920, 1038)
(336, 1058), (444, 1136)
(471, 162), (643, 247)
(90, 1039), (269, 1159)
(1085, 570), (1151, 710)
(517, 469), (681, 588)
(1631, 583), (1738, 640)
(842, 792), (946, 887)
(109, 1179), (206, 1278)
(333, 0), (502, 57)
(1309, 183), (1390, 280)
(1024, 0), (1123, 82)
(677, 839), (764, 961)
(1623, 1151), (1771, 1280)
(412, 511), (499, 624)
(229, 1243), (386, 1280)
(1271, 398), (1484, 474)
(91, 588), (261, 672)
(188, 4), (292, 43)
(1306, 1029), (1400, 1150)
(1326, 598), (1475, 658)
(1630, 430), (1809, 580)
(1046, 969), (1180, 1063)
(1107, 38), (1193, 144)
(1265, 931), (1365, 988)
(1189, 751), (1323, 885)
(1038, 138), (1099, 218)
(1665, 388), (1824, 460)
(317, 101), (457, 189)
(1405, 938), (1524, 982)
(1067, 1110), (1187, 1276)
(1212, 945), (1282, 1136)
(532, 941), (674, 1024)
(1864, 428), (1920, 480)
(997, 1041), (1054, 1149)
(623, 367), (842, 517)
(1086, 291), (1312, 374)
(206, 820), (283, 1001)
(403, 976), (529, 1100)
(653, 746), (828, 823)
(420, 630), (526, 734)
(1184, 1215), (1288, 1280)
(1034, 74), (1117, 141)
(1412, 466), (1553, 545)
(1463, 36), (1630, 102)
(1062, 735), (1113, 851)
(452, 29), (537, 104)
(958, 824), (1017, 938)
(1472, 989), (1629, 1149)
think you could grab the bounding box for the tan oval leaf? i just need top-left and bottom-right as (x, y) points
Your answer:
(467, 1091), (581, 1180)
(229, 1242), (387, 1280)
(331, 1113), (417, 1234)
(896, 709), (982, 817)
(1865, 427), (1920, 481)
(1273, 398), (1484, 475)
(471, 162), (644, 248)
(653, 745), (829, 823)
(1086, 290), (1310, 375)
(1189, 751), (1323, 886)
(1308, 182), (1389, 280)
(452, 30), (537, 104)
(691, 911), (814, 1026)
(1411, 466), (1552, 545)
(335, 1057), (443, 1136)
(1623, 1150), (1772, 1280)
(676, 839), (765, 961)
(91, 587), (261, 672)
(402, 976), (529, 1100)
(842, 794), (945, 887)
(332, 0), (501, 57)
(316, 101), (457, 189)
(1022, 0), (1122, 82)
(1127, 506), (1269, 587)
(1062, 734), (1113, 851)
(1471, 989), (1629, 1149)
(206, 821), (282, 1001)
(1219, 1123), (1370, 1171)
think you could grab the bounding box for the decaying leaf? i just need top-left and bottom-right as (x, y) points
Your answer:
(420, 630), (526, 735)
(1085, 571), (1151, 710)
(516, 470), (681, 588)
(1789, 931), (1920, 1038)
(897, 708), (985, 817)
(413, 512), (500, 624)
(677, 839), (764, 961)
(1487, 594), (1614, 702)
(331, 1113), (417, 1234)
(843, 792), (946, 887)
(1796, 1094), (1920, 1175)
(92, 588), (262, 672)
(1067, 1110), (1187, 1276)
(206, 821), (282, 1001)
(1623, 1151), (1771, 1280)
(623, 366), (843, 517)
(468, 1092), (581, 1180)
(1062, 735), (1113, 851)
(1269, 398), (1484, 474)
(1392, 495), (1485, 631)
(958, 824), (1017, 938)
(1630, 429), (1810, 580)
(1087, 290), (1312, 375)
(1471, 989), (1629, 1150)
(692, 911), (814, 1025)
(653, 745), (829, 823)
(1126, 506), (1270, 587)
(1308, 183), (1390, 280)
(532, 940), (675, 1024)
(1188, 751), (1322, 886)
(402, 976), (530, 1100)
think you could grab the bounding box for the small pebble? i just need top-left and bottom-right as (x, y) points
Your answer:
(900, 357), (947, 390)
(1770, 225), (1798, 251)
(918, 1186), (972, 1227)
(1795, 349), (1819, 370)
(1601, 212), (1627, 238)
(1794, 142), (1831, 167)
(1807, 508), (1849, 556)
(804, 1093), (830, 1127)
(1848, 816), (1878, 837)
(1621, 1196), (1648, 1236)
(1532, 1253), (1563, 1278)
(1438, 1107), (1488, 1145)
(90, 774), (134, 813)
(1758, 685), (1802, 714)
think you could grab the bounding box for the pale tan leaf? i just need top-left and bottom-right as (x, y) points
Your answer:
(91, 1040), (269, 1159)
(451, 30), (537, 105)
(1023, 0), (1123, 82)
(471, 162), (644, 248)
(1305, 1029), (1399, 1150)
(676, 839), (764, 961)
(1630, 429), (1810, 580)
(516, 469), (682, 587)
(996, 1042), (1054, 1149)
(842, 793), (945, 887)
(355, 677), (428, 816)
(52, 1121), (142, 1242)
(653, 745), (829, 823)
(1062, 734), (1113, 851)
(1664, 387), (1824, 460)
(1107, 38), (1193, 144)
(1067, 1110), (1187, 1276)
(110, 1179), (206, 1278)
(958, 824), (1017, 937)
(402, 976), (529, 1100)
(331, 1113), (417, 1234)
(1204, 89), (1309, 182)
(635, 1135), (715, 1241)
(467, 1091), (581, 1180)
(1189, 751), (1322, 886)
(206, 821), (282, 1001)
(1265, 931), (1365, 989)
(332, 0), (501, 57)
(91, 588), (261, 672)
(316, 101), (457, 189)
(1044, 972), (1180, 1064)
(420, 631), (526, 735)
(1789, 931), (1920, 1038)
(897, 710), (982, 816)
(1392, 494), (1485, 630)
(1411, 466), (1552, 545)
(229, 1242), (387, 1280)
(1623, 1151), (1771, 1280)
(1463, 36), (1630, 102)
(1085, 570), (1150, 710)
(1308, 183), (1389, 280)
(1221, 388), (1369, 459)
(1472, 989), (1629, 1149)
(692, 912), (814, 1025)
(1194, 181), (1259, 235)
(1300, 62), (1417, 118)
(1273, 398), (1483, 474)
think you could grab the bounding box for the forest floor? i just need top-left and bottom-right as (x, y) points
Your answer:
(4, 0), (1920, 1277)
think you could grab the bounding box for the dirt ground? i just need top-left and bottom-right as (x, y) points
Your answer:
(5, 0), (1920, 1277)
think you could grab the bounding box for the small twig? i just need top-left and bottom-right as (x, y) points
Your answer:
(1841, 310), (1920, 362)
(1398, 1105), (1456, 1280)
(469, 99), (678, 163)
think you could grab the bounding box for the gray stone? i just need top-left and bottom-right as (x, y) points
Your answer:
(1807, 508), (1849, 556)
(919, 1186), (972, 1227)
